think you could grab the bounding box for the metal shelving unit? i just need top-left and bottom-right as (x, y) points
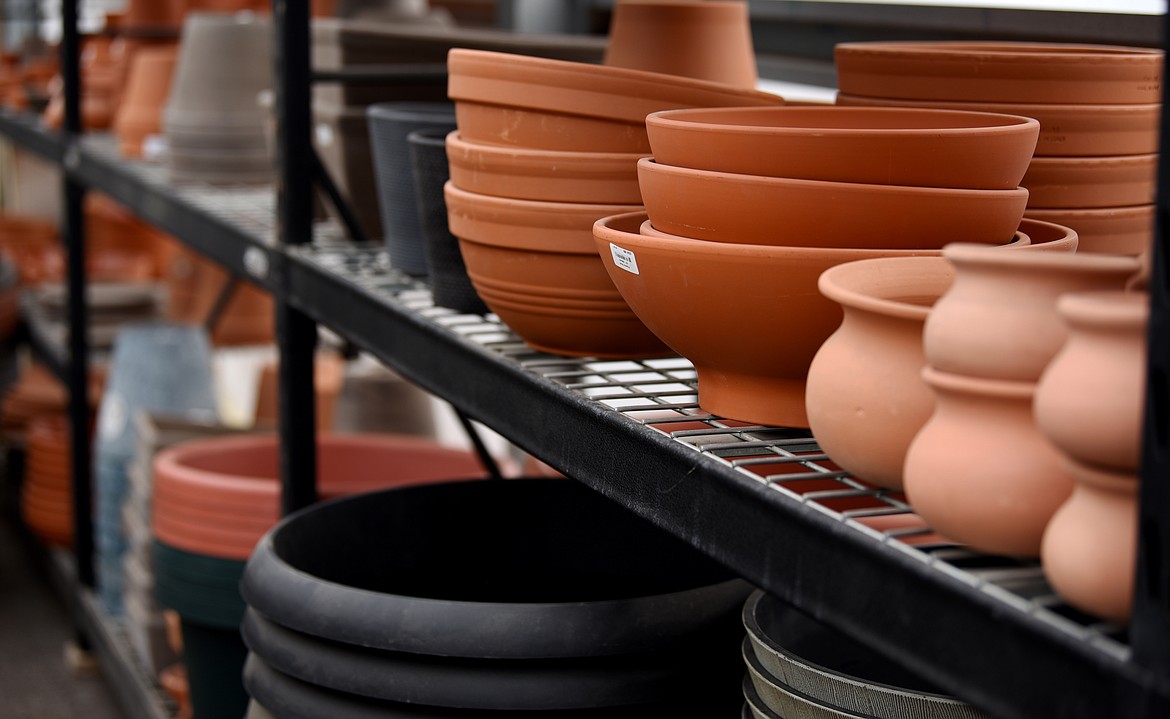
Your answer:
(2, 2), (1169, 718)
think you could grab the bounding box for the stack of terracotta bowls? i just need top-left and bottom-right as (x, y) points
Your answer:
(444, 48), (783, 358)
(835, 41), (1163, 255)
(21, 414), (74, 548)
(594, 105), (1038, 428)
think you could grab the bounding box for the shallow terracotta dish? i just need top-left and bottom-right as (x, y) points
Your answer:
(445, 131), (645, 204)
(1014, 217), (1079, 253)
(447, 48), (783, 153)
(1025, 204), (1153, 256)
(640, 219), (1033, 250)
(835, 41), (1163, 105)
(646, 106), (1038, 189)
(1022, 154), (1157, 209)
(835, 93), (1161, 158)
(445, 182), (666, 358)
(638, 158), (1028, 249)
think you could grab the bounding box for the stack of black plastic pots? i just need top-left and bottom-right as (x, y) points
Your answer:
(241, 478), (752, 717)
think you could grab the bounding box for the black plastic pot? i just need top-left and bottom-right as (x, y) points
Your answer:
(367, 102), (457, 276)
(241, 478), (750, 660)
(406, 128), (488, 314)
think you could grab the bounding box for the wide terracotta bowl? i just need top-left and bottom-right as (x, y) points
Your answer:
(645, 106), (1038, 189)
(641, 219), (1033, 250)
(1025, 204), (1153, 256)
(638, 158), (1028, 249)
(1022, 154), (1157, 209)
(1014, 217), (1079, 253)
(835, 41), (1163, 105)
(445, 131), (645, 204)
(447, 48), (783, 153)
(835, 93), (1161, 157)
(444, 182), (667, 358)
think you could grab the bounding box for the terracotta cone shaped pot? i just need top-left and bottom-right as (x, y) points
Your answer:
(114, 45), (179, 159)
(903, 367), (1071, 558)
(603, 1), (757, 88)
(806, 257), (954, 490)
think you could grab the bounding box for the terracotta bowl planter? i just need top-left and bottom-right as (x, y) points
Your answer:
(114, 45), (179, 159)
(834, 41), (1163, 105)
(152, 433), (488, 560)
(645, 106), (1039, 189)
(445, 131), (645, 204)
(1025, 204), (1154, 256)
(603, 1), (757, 88)
(444, 182), (666, 358)
(835, 94), (1161, 158)
(638, 158), (1028, 249)
(1014, 217), (1080, 253)
(448, 48), (782, 153)
(1022, 154), (1157, 209)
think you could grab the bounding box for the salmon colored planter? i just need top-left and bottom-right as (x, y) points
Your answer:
(835, 41), (1163, 105)
(448, 48), (782, 153)
(603, 1), (757, 88)
(1024, 204), (1154, 256)
(1022, 154), (1157, 209)
(835, 94), (1161, 158)
(115, 46), (179, 159)
(645, 106), (1039, 189)
(445, 131), (645, 204)
(637, 158), (1028, 249)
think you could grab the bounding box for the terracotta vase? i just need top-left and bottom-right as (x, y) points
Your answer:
(637, 158), (1028, 248)
(1034, 291), (1148, 472)
(903, 367), (1070, 557)
(923, 244), (1140, 381)
(1021, 154), (1157, 209)
(1024, 204), (1154, 256)
(806, 257), (954, 490)
(115, 45), (179, 159)
(1041, 456), (1137, 622)
(645, 105), (1039, 189)
(603, 1), (757, 88)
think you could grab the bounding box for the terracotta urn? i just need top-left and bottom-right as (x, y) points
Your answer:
(1024, 205), (1154, 256)
(923, 244), (1140, 381)
(603, 1), (757, 88)
(806, 257), (954, 490)
(903, 367), (1071, 557)
(1041, 456), (1137, 622)
(1034, 291), (1148, 472)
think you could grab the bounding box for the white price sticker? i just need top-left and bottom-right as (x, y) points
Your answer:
(610, 243), (640, 275)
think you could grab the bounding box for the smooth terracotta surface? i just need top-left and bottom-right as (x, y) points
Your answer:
(603, 1), (757, 88)
(1013, 217), (1079, 253)
(924, 244), (1140, 382)
(448, 48), (782, 153)
(1022, 154), (1157, 209)
(1041, 456), (1137, 622)
(1035, 291), (1148, 472)
(903, 368), (1071, 557)
(164, 244), (275, 346)
(253, 353), (346, 430)
(153, 433), (488, 560)
(592, 212), (967, 428)
(445, 131), (645, 204)
(444, 182), (666, 358)
(806, 257), (953, 490)
(123, 0), (185, 31)
(638, 158), (1028, 249)
(1025, 204), (1154, 256)
(835, 93), (1161, 158)
(115, 45), (179, 158)
(646, 106), (1038, 189)
(835, 41), (1163, 105)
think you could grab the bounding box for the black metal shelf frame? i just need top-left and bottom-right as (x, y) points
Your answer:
(0, 2), (1166, 717)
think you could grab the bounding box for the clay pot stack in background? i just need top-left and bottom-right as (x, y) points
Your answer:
(445, 47), (782, 358)
(163, 243), (275, 347)
(114, 45), (179, 159)
(595, 106), (1037, 428)
(20, 414), (75, 547)
(42, 31), (118, 130)
(835, 41), (1163, 255)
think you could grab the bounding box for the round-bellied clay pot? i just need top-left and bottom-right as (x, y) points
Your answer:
(1024, 204), (1154, 256)
(1034, 291), (1148, 472)
(834, 41), (1164, 105)
(1041, 456), (1137, 622)
(1021, 154), (1157, 209)
(447, 48), (782, 153)
(806, 257), (954, 490)
(114, 45), (178, 159)
(645, 106), (1038, 189)
(444, 182), (666, 358)
(903, 367), (1071, 557)
(445, 131), (645, 204)
(835, 94), (1161, 158)
(603, 1), (757, 88)
(637, 158), (1028, 249)
(923, 244), (1140, 382)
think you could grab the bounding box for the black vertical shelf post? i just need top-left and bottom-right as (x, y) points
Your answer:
(61, 0), (94, 589)
(273, 0), (319, 515)
(1133, 10), (1170, 697)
